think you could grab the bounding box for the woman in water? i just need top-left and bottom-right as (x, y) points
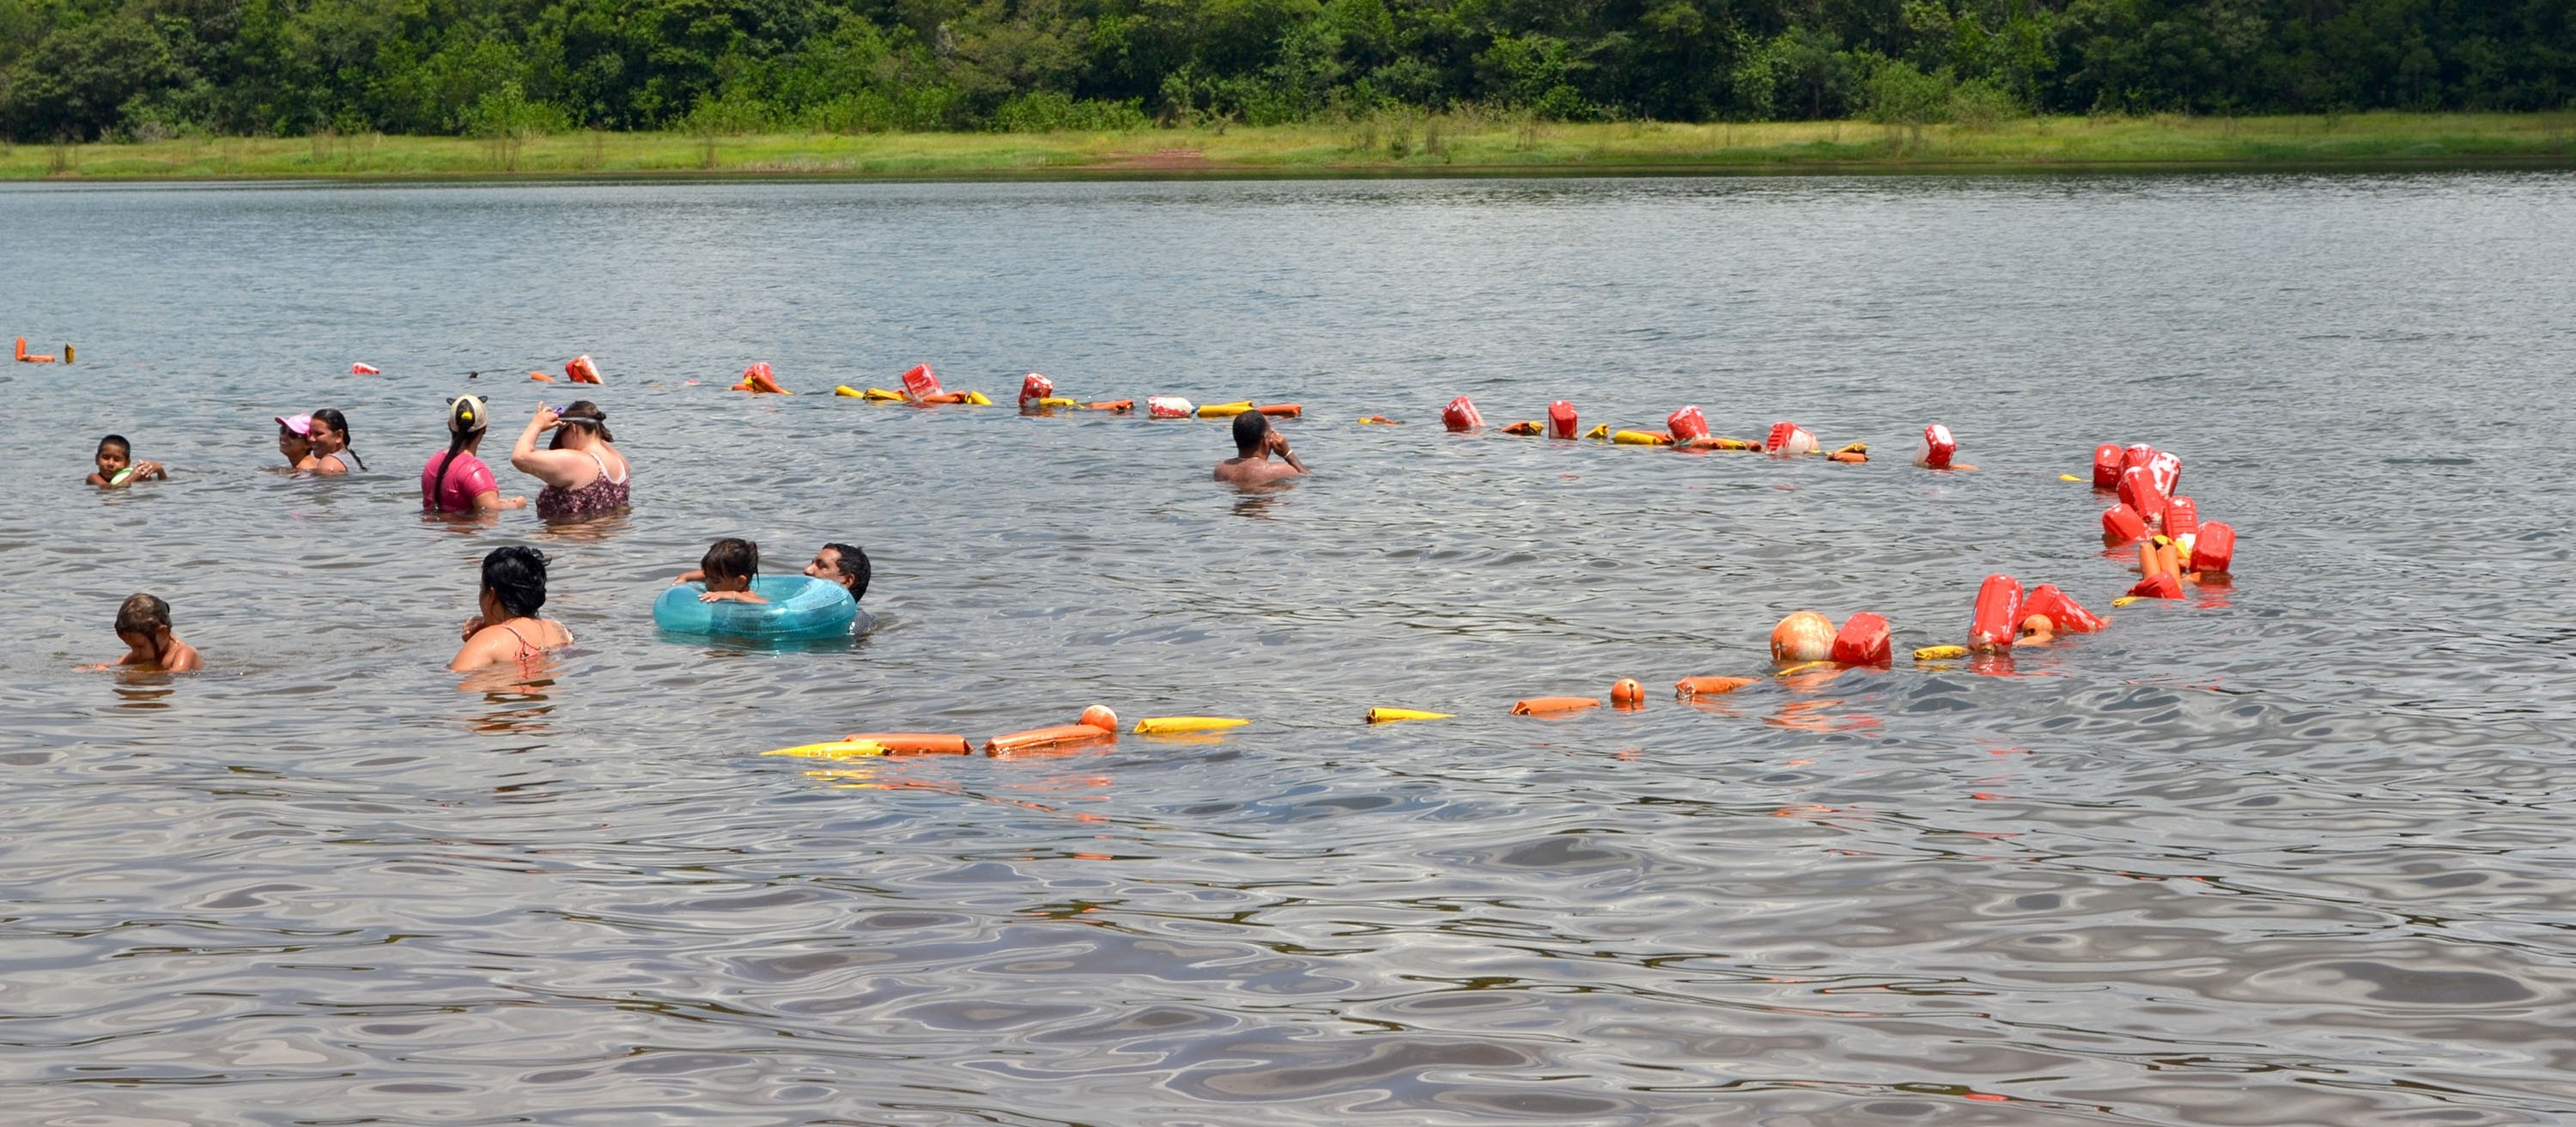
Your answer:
(450, 545), (574, 671)
(307, 409), (365, 474)
(510, 400), (629, 521)
(422, 396), (526, 515)
(276, 414), (319, 471)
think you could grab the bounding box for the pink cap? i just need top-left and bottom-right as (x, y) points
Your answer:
(276, 413), (313, 435)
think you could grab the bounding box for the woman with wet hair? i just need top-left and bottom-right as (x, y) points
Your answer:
(510, 399), (630, 521)
(307, 409), (366, 474)
(450, 545), (574, 671)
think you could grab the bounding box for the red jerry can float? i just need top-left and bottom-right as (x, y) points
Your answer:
(1442, 396), (1484, 432)
(1547, 400), (1578, 439)
(1968, 575), (2023, 650)
(1830, 612), (1892, 666)
(1667, 405), (1710, 443)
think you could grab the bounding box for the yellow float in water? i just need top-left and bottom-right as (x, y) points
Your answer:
(962, 390), (994, 405)
(1365, 707), (1452, 723)
(1196, 401), (1255, 418)
(1036, 397), (1080, 408)
(1911, 645), (1969, 661)
(1133, 716), (1251, 735)
(762, 740), (890, 760)
(1611, 429), (1673, 446)
(1583, 423), (1611, 440)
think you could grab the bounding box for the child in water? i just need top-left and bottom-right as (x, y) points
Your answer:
(87, 435), (166, 488)
(694, 538), (768, 604)
(96, 594), (201, 672)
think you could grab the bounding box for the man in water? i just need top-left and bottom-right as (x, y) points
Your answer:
(1214, 411), (1309, 485)
(805, 543), (870, 600)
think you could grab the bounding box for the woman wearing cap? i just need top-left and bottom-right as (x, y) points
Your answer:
(509, 399), (629, 522)
(307, 409), (365, 475)
(276, 414), (319, 471)
(422, 396), (526, 515)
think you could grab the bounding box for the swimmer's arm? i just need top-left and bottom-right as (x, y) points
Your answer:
(672, 569), (705, 584)
(698, 589), (768, 604)
(448, 626), (510, 672)
(471, 490), (526, 513)
(86, 472), (108, 486)
(314, 454), (348, 476)
(162, 643), (201, 672)
(135, 461), (166, 480)
(1267, 431), (1309, 474)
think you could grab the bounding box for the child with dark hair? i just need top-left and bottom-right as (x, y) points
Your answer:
(695, 538), (767, 604)
(87, 435), (167, 488)
(93, 594), (199, 671)
(450, 545), (574, 671)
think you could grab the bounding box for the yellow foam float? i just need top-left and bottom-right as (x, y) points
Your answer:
(1133, 716), (1251, 735)
(762, 740), (890, 761)
(1364, 707), (1450, 723)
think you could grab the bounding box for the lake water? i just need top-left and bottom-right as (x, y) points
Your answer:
(3, 172), (2573, 1125)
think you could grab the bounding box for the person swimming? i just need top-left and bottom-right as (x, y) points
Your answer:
(450, 545), (574, 672)
(97, 593), (199, 672)
(692, 538), (768, 604)
(512, 400), (630, 521)
(307, 409), (365, 474)
(1214, 411), (1308, 485)
(87, 435), (166, 488)
(276, 414), (318, 471)
(422, 395), (527, 515)
(674, 541), (868, 600)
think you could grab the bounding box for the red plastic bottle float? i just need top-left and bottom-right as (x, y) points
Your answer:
(2122, 443), (2157, 475)
(350, 362), (381, 375)
(2019, 584), (2105, 633)
(1764, 422), (1820, 457)
(1019, 372), (1054, 409)
(1547, 400), (1578, 440)
(2193, 521), (2237, 574)
(2147, 450), (2183, 496)
(1667, 405), (1710, 443)
(2092, 443), (2123, 489)
(1145, 395), (1194, 419)
(1771, 611), (1837, 663)
(1443, 396), (1485, 432)
(1830, 612), (1892, 666)
(565, 355), (602, 384)
(2102, 503), (2148, 543)
(900, 363), (944, 401)
(1917, 423), (1956, 469)
(2127, 572), (2185, 600)
(2117, 465), (2168, 524)
(1968, 574), (2023, 651)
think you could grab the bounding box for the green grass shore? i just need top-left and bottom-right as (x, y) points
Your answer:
(6, 112), (2573, 182)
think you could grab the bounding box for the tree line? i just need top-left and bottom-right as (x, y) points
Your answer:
(2, 0), (2569, 143)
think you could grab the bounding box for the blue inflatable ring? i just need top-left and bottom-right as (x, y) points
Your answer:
(654, 575), (857, 637)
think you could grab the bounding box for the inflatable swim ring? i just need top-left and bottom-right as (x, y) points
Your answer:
(654, 575), (857, 638)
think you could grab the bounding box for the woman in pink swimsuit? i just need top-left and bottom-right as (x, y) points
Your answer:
(450, 545), (574, 672)
(509, 399), (630, 521)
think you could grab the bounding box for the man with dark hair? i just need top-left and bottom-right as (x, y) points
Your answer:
(1214, 411), (1308, 485)
(806, 543), (870, 601)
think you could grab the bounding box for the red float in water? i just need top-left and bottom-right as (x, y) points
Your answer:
(2117, 465), (2168, 524)
(1917, 423), (1956, 468)
(1019, 372), (1054, 407)
(2103, 503), (2148, 543)
(1667, 405), (1710, 442)
(2122, 443), (2157, 475)
(350, 362), (380, 375)
(2127, 572), (2185, 600)
(1443, 396), (1484, 432)
(2020, 584), (2105, 633)
(2093, 443), (2123, 489)
(901, 364), (943, 401)
(2163, 496), (2200, 539)
(1969, 575), (2023, 650)
(2148, 450), (2183, 496)
(1765, 422), (1819, 456)
(2193, 521), (2237, 574)
(1547, 400), (1578, 440)
(1830, 612), (1892, 666)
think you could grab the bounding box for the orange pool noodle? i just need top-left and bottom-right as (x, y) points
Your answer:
(840, 733), (974, 755)
(1675, 675), (1758, 698)
(531, 372), (556, 382)
(1085, 399), (1134, 412)
(1511, 696), (1601, 716)
(986, 724), (1115, 754)
(1256, 404), (1302, 417)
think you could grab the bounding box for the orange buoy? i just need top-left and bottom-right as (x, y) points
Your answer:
(900, 363), (943, 401)
(2102, 503), (2148, 544)
(530, 371), (556, 382)
(1827, 442), (1868, 463)
(2020, 585), (2105, 633)
(1968, 574), (2023, 651)
(2127, 571), (2185, 600)
(1771, 611), (1837, 663)
(1917, 423), (1955, 468)
(986, 724), (1115, 755)
(1078, 704), (1118, 733)
(351, 362), (380, 375)
(1511, 696), (1601, 716)
(2117, 465), (2167, 524)
(1675, 675), (1758, 698)
(2193, 521), (2237, 574)
(566, 355), (603, 384)
(2092, 442), (2123, 489)
(2163, 496), (2201, 539)
(1085, 399), (1134, 412)
(736, 362), (787, 393)
(1442, 396), (1484, 432)
(1019, 372), (1054, 409)
(1667, 405), (1710, 443)
(9, 338), (21, 362)
(1764, 422), (1819, 456)
(1500, 420), (1543, 436)
(1610, 678), (1644, 708)
(839, 732), (974, 755)
(1829, 612), (1892, 666)
(1547, 400), (1577, 439)
(1256, 404), (1302, 417)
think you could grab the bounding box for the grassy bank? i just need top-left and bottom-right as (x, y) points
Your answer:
(6, 112), (2573, 181)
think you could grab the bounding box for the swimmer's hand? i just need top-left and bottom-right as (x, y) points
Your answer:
(500, 496), (526, 510)
(699, 589), (767, 604)
(134, 460), (166, 480)
(672, 569), (705, 585)
(460, 613), (486, 641)
(530, 405), (562, 431)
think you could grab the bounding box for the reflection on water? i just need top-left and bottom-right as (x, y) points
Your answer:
(1, 174), (2573, 1125)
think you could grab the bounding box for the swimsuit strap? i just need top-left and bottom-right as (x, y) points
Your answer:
(588, 447), (628, 485)
(497, 622), (541, 661)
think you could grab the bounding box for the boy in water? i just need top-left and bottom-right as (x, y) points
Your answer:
(87, 435), (167, 488)
(695, 538), (768, 604)
(99, 594), (201, 672)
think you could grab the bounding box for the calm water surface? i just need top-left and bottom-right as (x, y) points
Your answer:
(3, 174), (2573, 1125)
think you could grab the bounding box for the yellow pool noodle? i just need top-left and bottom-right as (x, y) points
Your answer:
(1133, 716), (1252, 734)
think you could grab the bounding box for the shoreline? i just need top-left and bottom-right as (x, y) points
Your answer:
(6, 113), (2573, 184)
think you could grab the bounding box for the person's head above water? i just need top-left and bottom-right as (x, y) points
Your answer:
(480, 545), (549, 619)
(95, 435), (131, 475)
(115, 592), (170, 640)
(276, 414), (313, 463)
(702, 538), (759, 592)
(549, 400), (612, 450)
(1232, 410), (1270, 456)
(307, 409), (351, 452)
(807, 542), (871, 600)
(448, 395), (489, 438)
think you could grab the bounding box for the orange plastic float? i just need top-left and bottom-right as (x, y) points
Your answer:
(838, 733), (974, 755)
(734, 362), (788, 393)
(2102, 502), (2148, 544)
(1764, 422), (1820, 457)
(2092, 442), (2123, 488)
(15, 338), (56, 363)
(1358, 415), (1402, 425)
(529, 371), (555, 382)
(2019, 585), (2105, 633)
(1917, 423), (1956, 468)
(1511, 696), (1601, 716)
(1547, 400), (1578, 439)
(1968, 574), (2023, 651)
(2193, 522), (2238, 574)
(1675, 675), (1758, 698)
(1667, 405), (1710, 443)
(1256, 404), (1302, 418)
(1500, 421), (1543, 436)
(900, 364), (943, 400)
(1087, 399), (1135, 412)
(1679, 436), (1759, 451)
(1443, 396), (1484, 432)
(1078, 705), (1117, 731)
(1827, 442), (1868, 464)
(986, 705), (1119, 755)
(1770, 611), (1837, 663)
(2127, 572), (2185, 600)
(1829, 612), (1892, 666)
(1610, 679), (1644, 708)
(2117, 465), (2167, 524)
(566, 355), (603, 384)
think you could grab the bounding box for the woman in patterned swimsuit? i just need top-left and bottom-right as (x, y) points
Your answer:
(510, 399), (630, 522)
